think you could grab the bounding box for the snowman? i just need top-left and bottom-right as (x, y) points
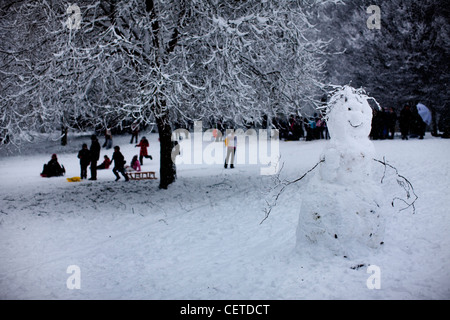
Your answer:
(296, 86), (388, 258)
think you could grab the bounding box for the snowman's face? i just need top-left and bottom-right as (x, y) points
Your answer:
(327, 96), (373, 141)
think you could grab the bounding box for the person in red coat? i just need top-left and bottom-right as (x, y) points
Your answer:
(96, 155), (111, 170)
(135, 136), (152, 165)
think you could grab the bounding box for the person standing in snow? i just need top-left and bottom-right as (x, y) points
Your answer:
(103, 128), (113, 149)
(111, 146), (129, 181)
(410, 105), (427, 139)
(304, 117), (315, 141)
(77, 143), (91, 179)
(399, 105), (412, 140)
(382, 108), (389, 139)
(224, 131), (237, 169)
(387, 107), (398, 139)
(89, 135), (101, 180)
(135, 136), (152, 165)
(130, 121), (139, 144)
(370, 109), (380, 140)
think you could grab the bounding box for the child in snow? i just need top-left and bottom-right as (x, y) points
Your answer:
(135, 136), (152, 165)
(131, 155), (141, 171)
(40, 154), (65, 177)
(130, 121), (139, 144)
(125, 155), (141, 172)
(77, 143), (91, 179)
(111, 146), (129, 181)
(96, 155), (111, 170)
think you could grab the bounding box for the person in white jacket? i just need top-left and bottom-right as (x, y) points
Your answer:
(224, 131), (237, 169)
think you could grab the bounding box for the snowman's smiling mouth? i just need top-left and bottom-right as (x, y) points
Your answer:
(349, 121), (363, 128)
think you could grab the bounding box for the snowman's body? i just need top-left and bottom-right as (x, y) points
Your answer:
(296, 86), (387, 258)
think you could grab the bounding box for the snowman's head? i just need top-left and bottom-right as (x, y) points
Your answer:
(326, 86), (375, 141)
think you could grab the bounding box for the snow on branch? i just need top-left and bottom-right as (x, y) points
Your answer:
(0, 0), (346, 145)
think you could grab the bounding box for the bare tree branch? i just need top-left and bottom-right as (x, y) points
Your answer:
(261, 158), (324, 224)
(373, 157), (418, 214)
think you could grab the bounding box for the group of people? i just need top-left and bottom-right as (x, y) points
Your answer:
(40, 105), (429, 181)
(370, 105), (428, 140)
(398, 105), (428, 140)
(370, 107), (398, 140)
(274, 104), (429, 142)
(40, 134), (153, 182)
(275, 114), (329, 142)
(76, 135), (101, 180)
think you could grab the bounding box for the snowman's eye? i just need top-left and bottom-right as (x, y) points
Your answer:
(348, 107), (352, 111)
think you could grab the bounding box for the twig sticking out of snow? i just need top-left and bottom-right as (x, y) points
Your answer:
(373, 157), (418, 214)
(261, 159), (324, 224)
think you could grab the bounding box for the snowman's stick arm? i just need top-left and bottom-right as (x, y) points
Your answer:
(373, 157), (418, 214)
(286, 159), (325, 185)
(261, 159), (324, 224)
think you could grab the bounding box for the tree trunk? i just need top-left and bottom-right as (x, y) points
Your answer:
(156, 111), (176, 189)
(61, 126), (68, 146)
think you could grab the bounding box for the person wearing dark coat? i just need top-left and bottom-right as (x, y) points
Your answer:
(399, 105), (412, 140)
(41, 154), (65, 177)
(130, 121), (139, 144)
(387, 107), (398, 139)
(111, 146), (129, 181)
(77, 143), (91, 179)
(89, 135), (101, 180)
(410, 106), (427, 139)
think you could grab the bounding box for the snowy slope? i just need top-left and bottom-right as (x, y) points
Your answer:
(0, 133), (449, 299)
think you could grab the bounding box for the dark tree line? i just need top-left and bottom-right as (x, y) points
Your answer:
(317, 0), (449, 132)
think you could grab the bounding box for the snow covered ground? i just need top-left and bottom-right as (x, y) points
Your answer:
(0, 131), (449, 300)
